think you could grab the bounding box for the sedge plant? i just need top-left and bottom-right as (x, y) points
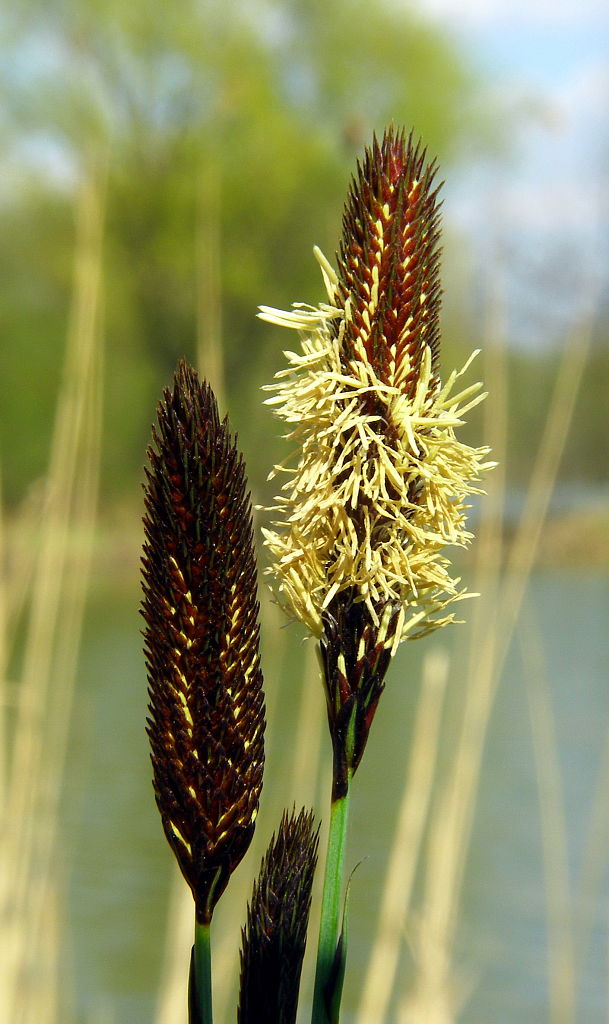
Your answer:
(141, 127), (492, 1023)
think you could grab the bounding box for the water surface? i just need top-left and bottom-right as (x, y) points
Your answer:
(64, 571), (609, 1022)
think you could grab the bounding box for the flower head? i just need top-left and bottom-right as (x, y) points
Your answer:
(260, 129), (493, 787)
(238, 808), (319, 1024)
(142, 361), (265, 924)
(260, 128), (491, 648)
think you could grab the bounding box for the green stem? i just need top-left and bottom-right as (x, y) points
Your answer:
(193, 919), (213, 1024)
(311, 779), (351, 1024)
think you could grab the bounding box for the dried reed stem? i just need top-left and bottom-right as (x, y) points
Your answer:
(355, 649), (449, 1023)
(403, 284), (593, 1021)
(0, 158), (106, 1024)
(523, 615), (575, 1024)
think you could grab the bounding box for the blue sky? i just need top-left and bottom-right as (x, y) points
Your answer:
(406, 0), (609, 346)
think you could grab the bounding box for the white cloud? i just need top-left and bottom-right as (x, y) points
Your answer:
(408, 0), (609, 27)
(454, 176), (607, 237)
(553, 57), (609, 127)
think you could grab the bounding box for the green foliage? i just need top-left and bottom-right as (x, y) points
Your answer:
(0, 187), (74, 495)
(0, 0), (515, 504)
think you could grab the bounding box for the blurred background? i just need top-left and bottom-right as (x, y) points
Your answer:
(1, 0), (608, 1022)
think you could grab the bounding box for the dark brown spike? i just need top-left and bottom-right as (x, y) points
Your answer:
(334, 128), (443, 398)
(142, 360), (265, 924)
(238, 809), (320, 1024)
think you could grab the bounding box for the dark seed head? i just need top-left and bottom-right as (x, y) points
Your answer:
(142, 360), (265, 924)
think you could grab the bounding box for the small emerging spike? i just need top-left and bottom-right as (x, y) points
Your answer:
(238, 808), (319, 1024)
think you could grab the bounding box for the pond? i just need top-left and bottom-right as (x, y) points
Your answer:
(64, 570), (609, 1023)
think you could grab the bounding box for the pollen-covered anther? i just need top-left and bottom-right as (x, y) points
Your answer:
(260, 127), (493, 645)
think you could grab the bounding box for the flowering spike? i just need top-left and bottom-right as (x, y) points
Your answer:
(238, 808), (319, 1024)
(260, 128), (491, 645)
(260, 128), (493, 776)
(142, 361), (265, 924)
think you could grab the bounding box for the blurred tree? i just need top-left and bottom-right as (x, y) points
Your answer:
(1, 0), (496, 503)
